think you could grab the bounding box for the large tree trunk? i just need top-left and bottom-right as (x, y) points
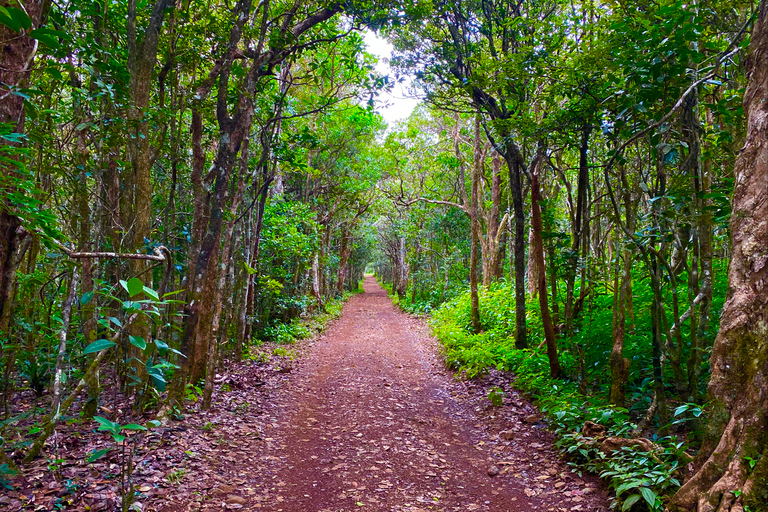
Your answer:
(0, 0), (44, 365)
(669, 3), (767, 510)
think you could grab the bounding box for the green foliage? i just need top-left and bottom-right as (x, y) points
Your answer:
(261, 321), (311, 344)
(431, 286), (695, 509)
(487, 387), (505, 407)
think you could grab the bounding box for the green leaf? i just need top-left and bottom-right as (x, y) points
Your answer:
(80, 291), (94, 305)
(122, 300), (141, 311)
(621, 494), (640, 512)
(86, 448), (110, 463)
(142, 286), (160, 301)
(146, 420), (161, 428)
(127, 277), (144, 297)
(0, 6), (32, 32)
(128, 335), (147, 351)
(93, 416), (119, 433)
(30, 27), (67, 48)
(640, 487), (657, 508)
(616, 480), (642, 495)
(108, 316), (122, 328)
(121, 424), (147, 431)
(83, 339), (116, 355)
(75, 122), (95, 132)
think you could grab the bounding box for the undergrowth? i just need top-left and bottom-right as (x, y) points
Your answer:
(258, 286), (360, 345)
(429, 283), (694, 512)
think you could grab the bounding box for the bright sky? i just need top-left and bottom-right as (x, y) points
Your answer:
(363, 31), (421, 126)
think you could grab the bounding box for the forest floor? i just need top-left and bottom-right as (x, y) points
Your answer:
(4, 277), (611, 511)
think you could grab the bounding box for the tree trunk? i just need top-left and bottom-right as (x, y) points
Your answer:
(336, 227), (350, 295)
(469, 116), (482, 334)
(0, 0), (44, 342)
(609, 236), (633, 406)
(481, 152), (504, 286)
(503, 139), (527, 349)
(669, 3), (767, 509)
(565, 125), (591, 337)
(531, 159), (560, 378)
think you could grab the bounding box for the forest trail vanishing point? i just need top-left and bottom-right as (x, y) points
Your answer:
(166, 277), (610, 512)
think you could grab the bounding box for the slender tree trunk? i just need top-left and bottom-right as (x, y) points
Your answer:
(531, 160), (560, 378)
(469, 116), (482, 333)
(565, 125), (591, 337)
(609, 230), (633, 406)
(504, 139), (527, 349)
(336, 227), (350, 295)
(670, 4), (767, 508)
(202, 141), (248, 409)
(51, 271), (79, 415)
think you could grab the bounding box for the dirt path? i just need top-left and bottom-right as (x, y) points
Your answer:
(160, 277), (609, 512)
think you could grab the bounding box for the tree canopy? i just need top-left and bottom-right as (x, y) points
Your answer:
(0, 0), (765, 510)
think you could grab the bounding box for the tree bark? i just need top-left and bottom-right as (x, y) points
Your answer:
(0, 0), (45, 342)
(609, 187), (636, 407)
(503, 139), (528, 349)
(530, 157), (560, 378)
(469, 115), (482, 334)
(669, 3), (767, 509)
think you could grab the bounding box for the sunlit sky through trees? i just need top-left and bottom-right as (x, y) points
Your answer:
(364, 30), (420, 127)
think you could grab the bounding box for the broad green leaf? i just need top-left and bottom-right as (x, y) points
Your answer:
(142, 286), (160, 301)
(621, 494), (640, 512)
(93, 416), (119, 432)
(83, 339), (116, 354)
(640, 487), (657, 508)
(128, 335), (147, 351)
(30, 27), (66, 48)
(0, 6), (31, 32)
(127, 277), (143, 297)
(86, 448), (110, 463)
(615, 480), (642, 495)
(122, 300), (141, 311)
(121, 424), (147, 431)
(80, 291), (94, 305)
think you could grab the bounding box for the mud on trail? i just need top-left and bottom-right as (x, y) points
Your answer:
(160, 277), (609, 512)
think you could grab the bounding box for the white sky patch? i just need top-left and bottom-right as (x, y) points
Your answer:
(363, 30), (420, 127)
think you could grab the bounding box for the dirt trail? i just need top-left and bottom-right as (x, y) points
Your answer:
(163, 277), (609, 512)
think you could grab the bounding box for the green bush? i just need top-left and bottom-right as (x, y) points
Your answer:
(430, 286), (691, 511)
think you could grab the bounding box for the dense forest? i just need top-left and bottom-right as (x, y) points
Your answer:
(0, 0), (765, 511)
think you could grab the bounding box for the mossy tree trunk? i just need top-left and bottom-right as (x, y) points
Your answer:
(669, 2), (767, 509)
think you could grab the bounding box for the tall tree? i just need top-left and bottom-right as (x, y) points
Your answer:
(669, 1), (767, 509)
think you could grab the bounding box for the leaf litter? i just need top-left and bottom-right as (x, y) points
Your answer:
(4, 277), (609, 512)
